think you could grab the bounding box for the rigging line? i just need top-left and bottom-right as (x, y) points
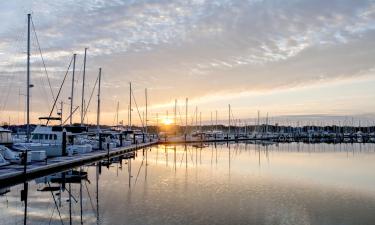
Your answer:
(63, 106), (79, 125)
(133, 157), (145, 187)
(31, 16), (55, 103)
(47, 182), (64, 225)
(190, 108), (196, 126)
(32, 38), (51, 111)
(83, 75), (99, 121)
(0, 20), (26, 113)
(131, 88), (144, 128)
(0, 48), (24, 114)
(84, 181), (97, 218)
(48, 203), (56, 225)
(0, 16), (27, 116)
(46, 56), (74, 125)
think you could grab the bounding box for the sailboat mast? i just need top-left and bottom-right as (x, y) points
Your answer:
(174, 99), (177, 126)
(81, 48), (87, 126)
(96, 68), (102, 131)
(116, 101), (119, 126)
(211, 111), (213, 132)
(215, 110), (218, 131)
(199, 112), (202, 131)
(185, 98), (188, 136)
(156, 113), (159, 135)
(129, 82), (132, 129)
(26, 13), (31, 142)
(228, 104), (231, 135)
(70, 53), (76, 125)
(145, 88), (148, 135)
(195, 106), (198, 132)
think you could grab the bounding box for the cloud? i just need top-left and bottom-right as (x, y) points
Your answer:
(0, 0), (375, 124)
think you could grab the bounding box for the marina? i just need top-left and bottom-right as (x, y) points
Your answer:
(1, 2), (375, 225)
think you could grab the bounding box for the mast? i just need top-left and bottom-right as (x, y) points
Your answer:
(81, 48), (87, 126)
(145, 88), (148, 135)
(116, 101), (119, 126)
(257, 110), (260, 133)
(185, 98), (188, 137)
(174, 99), (177, 127)
(215, 110), (218, 131)
(24, 14), (31, 225)
(228, 104), (231, 135)
(26, 13), (31, 142)
(211, 111), (213, 133)
(60, 101), (63, 126)
(156, 113), (159, 135)
(266, 112), (269, 133)
(96, 68), (101, 131)
(70, 53), (76, 125)
(129, 82), (132, 129)
(195, 106), (198, 132)
(199, 112), (202, 132)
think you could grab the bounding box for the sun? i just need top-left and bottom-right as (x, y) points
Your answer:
(162, 118), (173, 126)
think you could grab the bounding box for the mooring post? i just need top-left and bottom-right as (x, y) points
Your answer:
(143, 133), (145, 143)
(99, 133), (103, 150)
(120, 133), (123, 147)
(107, 142), (110, 168)
(62, 131), (67, 156)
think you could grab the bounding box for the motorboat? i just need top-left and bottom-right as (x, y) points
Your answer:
(0, 145), (31, 164)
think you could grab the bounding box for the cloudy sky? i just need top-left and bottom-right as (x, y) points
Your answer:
(0, 0), (375, 125)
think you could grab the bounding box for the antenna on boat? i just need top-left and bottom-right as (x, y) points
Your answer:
(97, 68), (102, 132)
(70, 53), (76, 125)
(81, 48), (88, 126)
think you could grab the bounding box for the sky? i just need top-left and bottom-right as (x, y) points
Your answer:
(0, 0), (375, 126)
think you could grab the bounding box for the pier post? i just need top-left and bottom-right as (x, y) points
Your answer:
(133, 134), (136, 145)
(120, 133), (123, 147)
(107, 142), (110, 168)
(62, 131), (67, 156)
(143, 133), (145, 143)
(99, 133), (103, 150)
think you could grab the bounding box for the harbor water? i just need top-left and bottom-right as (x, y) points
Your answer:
(1, 142), (375, 225)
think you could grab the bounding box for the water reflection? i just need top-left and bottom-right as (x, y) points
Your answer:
(1, 142), (375, 225)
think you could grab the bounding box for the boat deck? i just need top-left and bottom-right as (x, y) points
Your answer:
(0, 141), (157, 188)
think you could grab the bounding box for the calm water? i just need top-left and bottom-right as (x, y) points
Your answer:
(1, 143), (375, 225)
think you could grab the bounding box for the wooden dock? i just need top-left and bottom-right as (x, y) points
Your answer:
(0, 141), (157, 188)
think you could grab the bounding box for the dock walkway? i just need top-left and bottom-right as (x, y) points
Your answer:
(0, 141), (157, 187)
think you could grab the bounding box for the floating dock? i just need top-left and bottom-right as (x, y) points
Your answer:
(0, 141), (157, 188)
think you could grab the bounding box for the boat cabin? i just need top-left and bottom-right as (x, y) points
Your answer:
(30, 125), (68, 144)
(0, 127), (13, 146)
